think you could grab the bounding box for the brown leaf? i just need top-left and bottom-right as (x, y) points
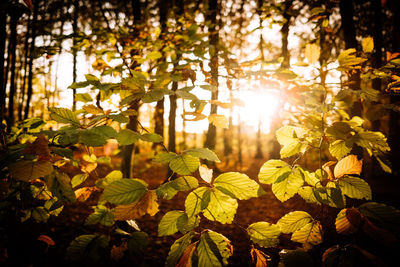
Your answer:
(176, 242), (197, 267)
(110, 242), (128, 261)
(335, 208), (364, 235)
(23, 135), (51, 161)
(334, 155), (362, 179)
(322, 161), (336, 181)
(114, 191), (159, 221)
(9, 160), (53, 182)
(75, 187), (97, 201)
(251, 248), (270, 267)
(363, 218), (398, 244)
(37, 235), (55, 246)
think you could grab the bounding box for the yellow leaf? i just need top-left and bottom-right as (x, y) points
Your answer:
(335, 208), (364, 235)
(305, 43), (320, 64)
(199, 164), (213, 184)
(209, 100), (233, 109)
(322, 161), (336, 181)
(176, 242), (197, 267)
(362, 37), (374, 53)
(208, 114), (228, 128)
(251, 248), (270, 267)
(334, 155), (362, 179)
(83, 104), (103, 115)
(114, 190), (159, 220)
(75, 187), (97, 201)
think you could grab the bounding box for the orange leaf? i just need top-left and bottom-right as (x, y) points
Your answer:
(251, 248), (270, 267)
(110, 242), (128, 261)
(335, 208), (364, 235)
(176, 242), (197, 267)
(37, 235), (55, 246)
(114, 191), (159, 221)
(75, 187), (97, 201)
(334, 155), (362, 179)
(322, 161), (336, 181)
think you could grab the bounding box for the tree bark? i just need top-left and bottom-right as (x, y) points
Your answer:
(204, 0), (219, 151)
(71, 0), (78, 111)
(24, 0), (38, 119)
(18, 13), (31, 121)
(7, 13), (19, 129)
(280, 0), (294, 68)
(0, 10), (7, 120)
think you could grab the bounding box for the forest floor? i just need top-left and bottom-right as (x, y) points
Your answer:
(8, 153), (400, 267)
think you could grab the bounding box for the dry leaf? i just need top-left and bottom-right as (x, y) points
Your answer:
(199, 164), (213, 184)
(176, 242), (197, 267)
(182, 112), (207, 121)
(110, 242), (128, 261)
(334, 155), (362, 179)
(322, 161), (336, 181)
(208, 114), (228, 128)
(75, 187), (97, 201)
(23, 135), (51, 161)
(37, 235), (55, 246)
(251, 248), (270, 267)
(114, 191), (159, 221)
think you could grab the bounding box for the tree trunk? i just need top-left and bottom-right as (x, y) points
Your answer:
(18, 13), (31, 121)
(204, 0), (219, 151)
(255, 0), (264, 159)
(7, 13), (19, 130)
(0, 10), (7, 120)
(280, 0), (294, 68)
(71, 0), (78, 111)
(24, 0), (38, 119)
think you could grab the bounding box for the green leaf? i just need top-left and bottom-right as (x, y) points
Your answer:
(258, 160), (292, 184)
(127, 232), (149, 253)
(184, 148), (220, 162)
(177, 213), (200, 234)
(79, 129), (107, 147)
(329, 140), (352, 160)
(359, 202), (400, 233)
(166, 232), (194, 267)
(90, 125), (118, 139)
(153, 152), (178, 164)
(185, 187), (208, 218)
(298, 186), (320, 205)
(85, 205), (114, 226)
(9, 160), (53, 182)
(49, 107), (80, 127)
(158, 210), (185, 236)
(116, 129), (140, 146)
(85, 74), (99, 82)
(278, 211), (313, 234)
(71, 173), (89, 188)
(337, 177), (372, 200)
(197, 230), (232, 267)
(203, 189), (238, 224)
(146, 51), (163, 60)
(139, 133), (163, 143)
(75, 93), (93, 103)
(272, 170), (304, 202)
(247, 222), (281, 248)
(156, 176), (199, 200)
(102, 179), (147, 205)
(96, 170), (123, 189)
(52, 148), (74, 159)
(291, 221), (323, 248)
(214, 172), (262, 200)
(280, 142), (306, 158)
(65, 234), (109, 261)
(109, 114), (129, 123)
(169, 154), (200, 175)
(47, 172), (76, 203)
(32, 207), (50, 222)
(142, 89), (165, 103)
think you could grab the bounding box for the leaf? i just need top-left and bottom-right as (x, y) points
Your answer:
(329, 140), (352, 160)
(305, 43), (320, 64)
(127, 232), (149, 253)
(38, 235), (55, 246)
(116, 129), (140, 146)
(110, 242), (128, 261)
(334, 155), (363, 179)
(291, 221), (323, 249)
(79, 129), (107, 147)
(101, 179), (147, 205)
(277, 211), (313, 234)
(166, 232), (194, 267)
(251, 248), (270, 267)
(169, 154), (200, 175)
(203, 189), (238, 224)
(146, 51), (163, 60)
(9, 160), (53, 182)
(156, 176), (199, 200)
(362, 37), (374, 53)
(338, 48), (367, 68)
(49, 107), (80, 127)
(158, 210), (185, 236)
(47, 172), (76, 203)
(139, 133), (163, 143)
(337, 177), (371, 200)
(185, 187), (208, 218)
(208, 114), (228, 128)
(65, 235), (109, 261)
(199, 164), (213, 183)
(214, 172), (262, 200)
(71, 173), (89, 188)
(32, 207), (50, 222)
(280, 142), (306, 158)
(279, 249), (314, 266)
(114, 190), (158, 220)
(83, 104), (103, 114)
(258, 160), (292, 185)
(153, 152), (178, 164)
(197, 230), (233, 267)
(271, 170), (304, 202)
(184, 148), (220, 162)
(359, 202), (400, 233)
(298, 186), (320, 205)
(142, 89), (165, 103)
(247, 222), (281, 248)
(85, 205), (114, 226)
(335, 208), (364, 235)
(176, 243), (196, 267)
(177, 214), (200, 234)
(96, 170), (123, 189)
(75, 187), (97, 201)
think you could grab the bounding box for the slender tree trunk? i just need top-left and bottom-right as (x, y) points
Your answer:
(18, 13), (31, 121)
(255, 0), (264, 159)
(204, 0), (219, 151)
(280, 0), (293, 68)
(71, 0), (78, 111)
(7, 13), (19, 130)
(24, 0), (38, 119)
(0, 10), (7, 120)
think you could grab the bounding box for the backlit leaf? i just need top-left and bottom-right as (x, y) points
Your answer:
(114, 190), (158, 220)
(277, 211), (313, 234)
(214, 172), (262, 200)
(202, 189), (238, 224)
(9, 160), (53, 182)
(329, 140), (352, 160)
(291, 221), (323, 249)
(271, 170), (304, 202)
(166, 232), (195, 267)
(85, 205), (114, 226)
(176, 243), (196, 267)
(101, 179), (147, 205)
(334, 155), (363, 179)
(251, 248), (270, 267)
(362, 37), (374, 53)
(305, 43), (320, 64)
(156, 176), (199, 200)
(247, 222), (281, 248)
(169, 154), (200, 175)
(335, 208), (364, 235)
(116, 129), (140, 146)
(184, 148), (220, 162)
(199, 164), (213, 183)
(185, 187), (208, 218)
(208, 114), (228, 128)
(49, 107), (80, 127)
(337, 177), (371, 200)
(197, 230), (232, 267)
(258, 160), (292, 185)
(158, 210), (185, 236)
